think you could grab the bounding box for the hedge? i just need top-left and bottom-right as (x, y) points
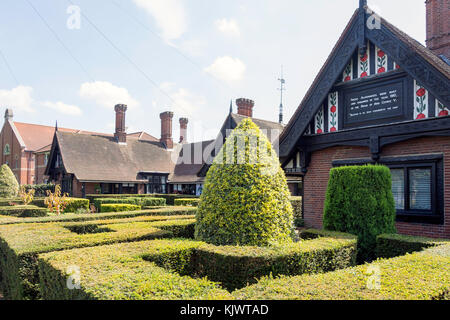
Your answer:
(323, 165), (396, 262)
(290, 196), (302, 225)
(0, 218), (193, 299)
(0, 205), (48, 217)
(0, 164), (19, 198)
(99, 204), (141, 213)
(38, 239), (232, 300)
(189, 236), (357, 291)
(22, 184), (55, 197)
(376, 233), (449, 259)
(233, 244), (450, 300)
(87, 193), (197, 205)
(174, 198), (200, 207)
(93, 197), (165, 211)
(0, 207), (196, 226)
(196, 119), (295, 246)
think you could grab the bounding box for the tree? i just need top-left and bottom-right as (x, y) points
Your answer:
(0, 164), (19, 198)
(195, 118), (295, 246)
(19, 185), (35, 205)
(44, 184), (70, 216)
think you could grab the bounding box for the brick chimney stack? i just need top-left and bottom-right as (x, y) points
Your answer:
(236, 98), (254, 118)
(160, 111), (174, 149)
(426, 0), (450, 57)
(179, 118), (188, 144)
(114, 104), (127, 144)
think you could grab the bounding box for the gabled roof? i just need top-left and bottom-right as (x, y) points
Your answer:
(126, 131), (159, 142)
(52, 131), (174, 183)
(279, 5), (450, 158)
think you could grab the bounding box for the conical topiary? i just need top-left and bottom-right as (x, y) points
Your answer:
(0, 164), (19, 198)
(195, 118), (295, 246)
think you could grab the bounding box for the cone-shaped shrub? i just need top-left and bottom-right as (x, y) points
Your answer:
(0, 164), (19, 198)
(195, 118), (294, 246)
(323, 165), (396, 262)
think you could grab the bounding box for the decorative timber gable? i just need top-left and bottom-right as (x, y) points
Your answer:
(279, 4), (450, 160)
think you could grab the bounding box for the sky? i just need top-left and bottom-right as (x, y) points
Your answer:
(0, 0), (427, 142)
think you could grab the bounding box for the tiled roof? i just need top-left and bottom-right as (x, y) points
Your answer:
(56, 131), (174, 183)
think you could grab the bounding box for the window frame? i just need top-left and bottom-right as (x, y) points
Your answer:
(332, 154), (444, 224)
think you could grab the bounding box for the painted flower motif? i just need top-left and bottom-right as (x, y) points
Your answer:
(377, 50), (385, 57)
(360, 54), (368, 62)
(330, 106), (337, 113)
(344, 76), (351, 82)
(360, 72), (368, 78)
(377, 67), (385, 74)
(316, 128), (323, 134)
(395, 64), (400, 69)
(330, 127), (337, 132)
(416, 88), (426, 97)
(439, 110), (449, 117)
(416, 113), (426, 120)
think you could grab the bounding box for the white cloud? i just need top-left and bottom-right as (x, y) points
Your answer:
(158, 82), (205, 116)
(204, 56), (246, 84)
(0, 85), (34, 113)
(215, 18), (241, 37)
(42, 101), (82, 116)
(133, 0), (187, 42)
(79, 81), (140, 109)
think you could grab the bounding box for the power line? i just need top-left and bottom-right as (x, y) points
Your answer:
(24, 0), (94, 81)
(0, 49), (20, 86)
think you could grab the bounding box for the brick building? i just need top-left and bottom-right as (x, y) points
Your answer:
(280, 0), (450, 238)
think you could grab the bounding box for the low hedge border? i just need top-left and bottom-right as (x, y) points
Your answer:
(232, 244), (450, 300)
(0, 217), (195, 299)
(376, 233), (449, 259)
(188, 236), (357, 291)
(299, 228), (358, 240)
(93, 197), (166, 211)
(0, 205), (48, 217)
(99, 204), (141, 213)
(173, 198), (200, 207)
(38, 239), (232, 300)
(87, 194), (198, 206)
(0, 207), (197, 226)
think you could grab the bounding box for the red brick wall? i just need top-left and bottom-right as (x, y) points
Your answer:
(35, 153), (50, 184)
(303, 136), (450, 239)
(426, 0), (450, 57)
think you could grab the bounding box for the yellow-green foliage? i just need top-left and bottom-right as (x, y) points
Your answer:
(38, 239), (233, 300)
(0, 217), (195, 299)
(0, 164), (19, 198)
(195, 118), (294, 246)
(233, 244), (450, 300)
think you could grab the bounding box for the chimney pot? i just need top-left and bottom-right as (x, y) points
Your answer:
(114, 104), (127, 144)
(160, 111), (174, 149)
(426, 0), (450, 57)
(179, 117), (189, 144)
(236, 98), (254, 118)
(4, 108), (13, 121)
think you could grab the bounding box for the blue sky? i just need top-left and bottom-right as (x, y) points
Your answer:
(0, 0), (426, 141)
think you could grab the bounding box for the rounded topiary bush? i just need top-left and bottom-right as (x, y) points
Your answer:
(0, 164), (19, 198)
(323, 165), (396, 262)
(195, 118), (295, 246)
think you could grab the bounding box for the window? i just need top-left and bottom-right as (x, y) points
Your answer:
(3, 144), (10, 155)
(44, 153), (49, 165)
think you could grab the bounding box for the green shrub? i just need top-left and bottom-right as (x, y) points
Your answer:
(63, 198), (90, 213)
(0, 217), (191, 299)
(196, 119), (294, 246)
(174, 198), (200, 207)
(323, 165), (396, 261)
(0, 205), (47, 217)
(290, 196), (302, 224)
(22, 184), (55, 197)
(376, 233), (448, 259)
(190, 236), (357, 291)
(233, 244), (450, 300)
(0, 207), (196, 226)
(38, 239), (232, 300)
(140, 197), (166, 207)
(153, 194), (199, 206)
(99, 204), (141, 213)
(0, 164), (19, 198)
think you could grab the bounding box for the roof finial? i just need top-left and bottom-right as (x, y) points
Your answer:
(359, 0), (367, 9)
(278, 65), (285, 124)
(229, 100), (233, 114)
(55, 120), (58, 132)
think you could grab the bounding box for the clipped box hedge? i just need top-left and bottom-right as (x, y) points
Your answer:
(233, 244), (450, 300)
(0, 205), (48, 217)
(188, 234), (357, 291)
(174, 198), (200, 207)
(99, 204), (141, 213)
(376, 233), (449, 259)
(0, 207), (197, 226)
(93, 197), (165, 211)
(0, 217), (194, 299)
(38, 239), (232, 300)
(290, 196), (302, 227)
